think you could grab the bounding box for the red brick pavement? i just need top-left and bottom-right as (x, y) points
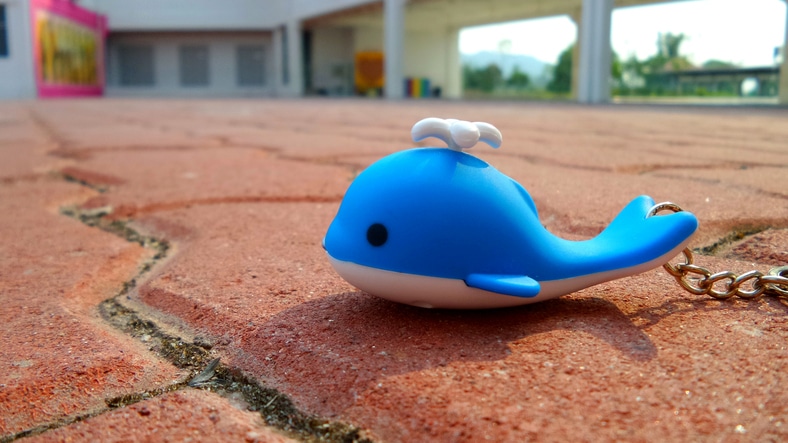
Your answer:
(1, 99), (786, 442)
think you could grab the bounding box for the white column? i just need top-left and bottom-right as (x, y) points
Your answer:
(577, 0), (613, 104)
(384, 0), (406, 99)
(285, 20), (304, 97)
(779, 0), (788, 104)
(445, 27), (462, 99)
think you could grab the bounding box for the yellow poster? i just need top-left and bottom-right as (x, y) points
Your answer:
(355, 51), (384, 94)
(36, 11), (100, 86)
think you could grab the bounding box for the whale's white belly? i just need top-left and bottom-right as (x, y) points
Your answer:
(327, 239), (688, 309)
(328, 256), (605, 309)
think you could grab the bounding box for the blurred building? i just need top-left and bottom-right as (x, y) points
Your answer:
(2, 0), (788, 103)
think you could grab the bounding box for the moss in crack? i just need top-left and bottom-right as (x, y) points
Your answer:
(1, 411), (105, 443)
(61, 205), (168, 254)
(59, 204), (374, 442)
(99, 297), (373, 443)
(698, 226), (769, 256)
(60, 172), (109, 193)
(197, 375), (370, 442)
(61, 205), (169, 293)
(99, 299), (214, 371)
(197, 366), (374, 443)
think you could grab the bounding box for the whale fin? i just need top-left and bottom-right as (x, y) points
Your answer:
(465, 274), (540, 298)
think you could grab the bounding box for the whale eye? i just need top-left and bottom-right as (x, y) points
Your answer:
(366, 223), (388, 247)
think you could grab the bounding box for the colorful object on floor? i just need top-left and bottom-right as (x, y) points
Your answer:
(323, 118), (699, 309)
(405, 77), (431, 98)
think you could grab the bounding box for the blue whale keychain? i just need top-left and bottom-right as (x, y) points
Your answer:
(324, 118), (699, 309)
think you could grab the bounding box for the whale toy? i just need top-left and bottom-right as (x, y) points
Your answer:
(323, 118), (699, 309)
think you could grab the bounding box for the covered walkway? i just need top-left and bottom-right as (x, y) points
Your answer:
(299, 0), (788, 104)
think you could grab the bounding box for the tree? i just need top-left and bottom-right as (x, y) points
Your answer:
(659, 33), (685, 59)
(642, 32), (693, 73)
(611, 51), (622, 82)
(462, 65), (477, 90)
(478, 64), (503, 92)
(547, 44), (622, 94)
(547, 44), (574, 93)
(634, 32), (695, 94)
(506, 67), (530, 89)
(703, 60), (738, 70)
(463, 64), (504, 92)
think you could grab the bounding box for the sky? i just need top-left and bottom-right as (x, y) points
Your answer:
(459, 0), (787, 67)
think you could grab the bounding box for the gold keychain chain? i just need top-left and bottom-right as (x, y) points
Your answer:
(648, 203), (788, 301)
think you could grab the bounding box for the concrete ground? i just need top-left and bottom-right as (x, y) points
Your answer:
(1, 98), (786, 443)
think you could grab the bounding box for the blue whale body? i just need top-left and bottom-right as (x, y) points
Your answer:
(324, 147), (698, 309)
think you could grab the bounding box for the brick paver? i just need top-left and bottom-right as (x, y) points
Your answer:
(24, 390), (297, 443)
(0, 179), (182, 436)
(1, 99), (786, 442)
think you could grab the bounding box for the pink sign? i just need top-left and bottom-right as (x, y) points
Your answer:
(30, 0), (107, 98)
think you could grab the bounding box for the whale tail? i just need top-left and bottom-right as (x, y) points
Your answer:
(577, 195), (698, 278)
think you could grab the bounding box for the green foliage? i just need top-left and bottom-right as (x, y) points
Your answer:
(463, 30), (748, 100)
(617, 32), (714, 96)
(547, 44), (573, 93)
(611, 51), (623, 82)
(507, 67), (530, 88)
(635, 32), (694, 75)
(547, 44), (622, 94)
(463, 64), (503, 92)
(702, 59), (739, 70)
(613, 31), (750, 98)
(659, 33), (685, 59)
(463, 64), (532, 93)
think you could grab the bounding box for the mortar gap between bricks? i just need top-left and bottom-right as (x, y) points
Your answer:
(97, 297), (374, 443)
(58, 172), (110, 193)
(26, 108), (64, 149)
(46, 193), (375, 442)
(2, 407), (116, 443)
(696, 226), (773, 256)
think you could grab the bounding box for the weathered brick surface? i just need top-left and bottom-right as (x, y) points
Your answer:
(65, 147), (351, 219)
(0, 179), (183, 436)
(724, 228), (788, 266)
(0, 106), (61, 182)
(2, 99), (787, 442)
(23, 389), (297, 443)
